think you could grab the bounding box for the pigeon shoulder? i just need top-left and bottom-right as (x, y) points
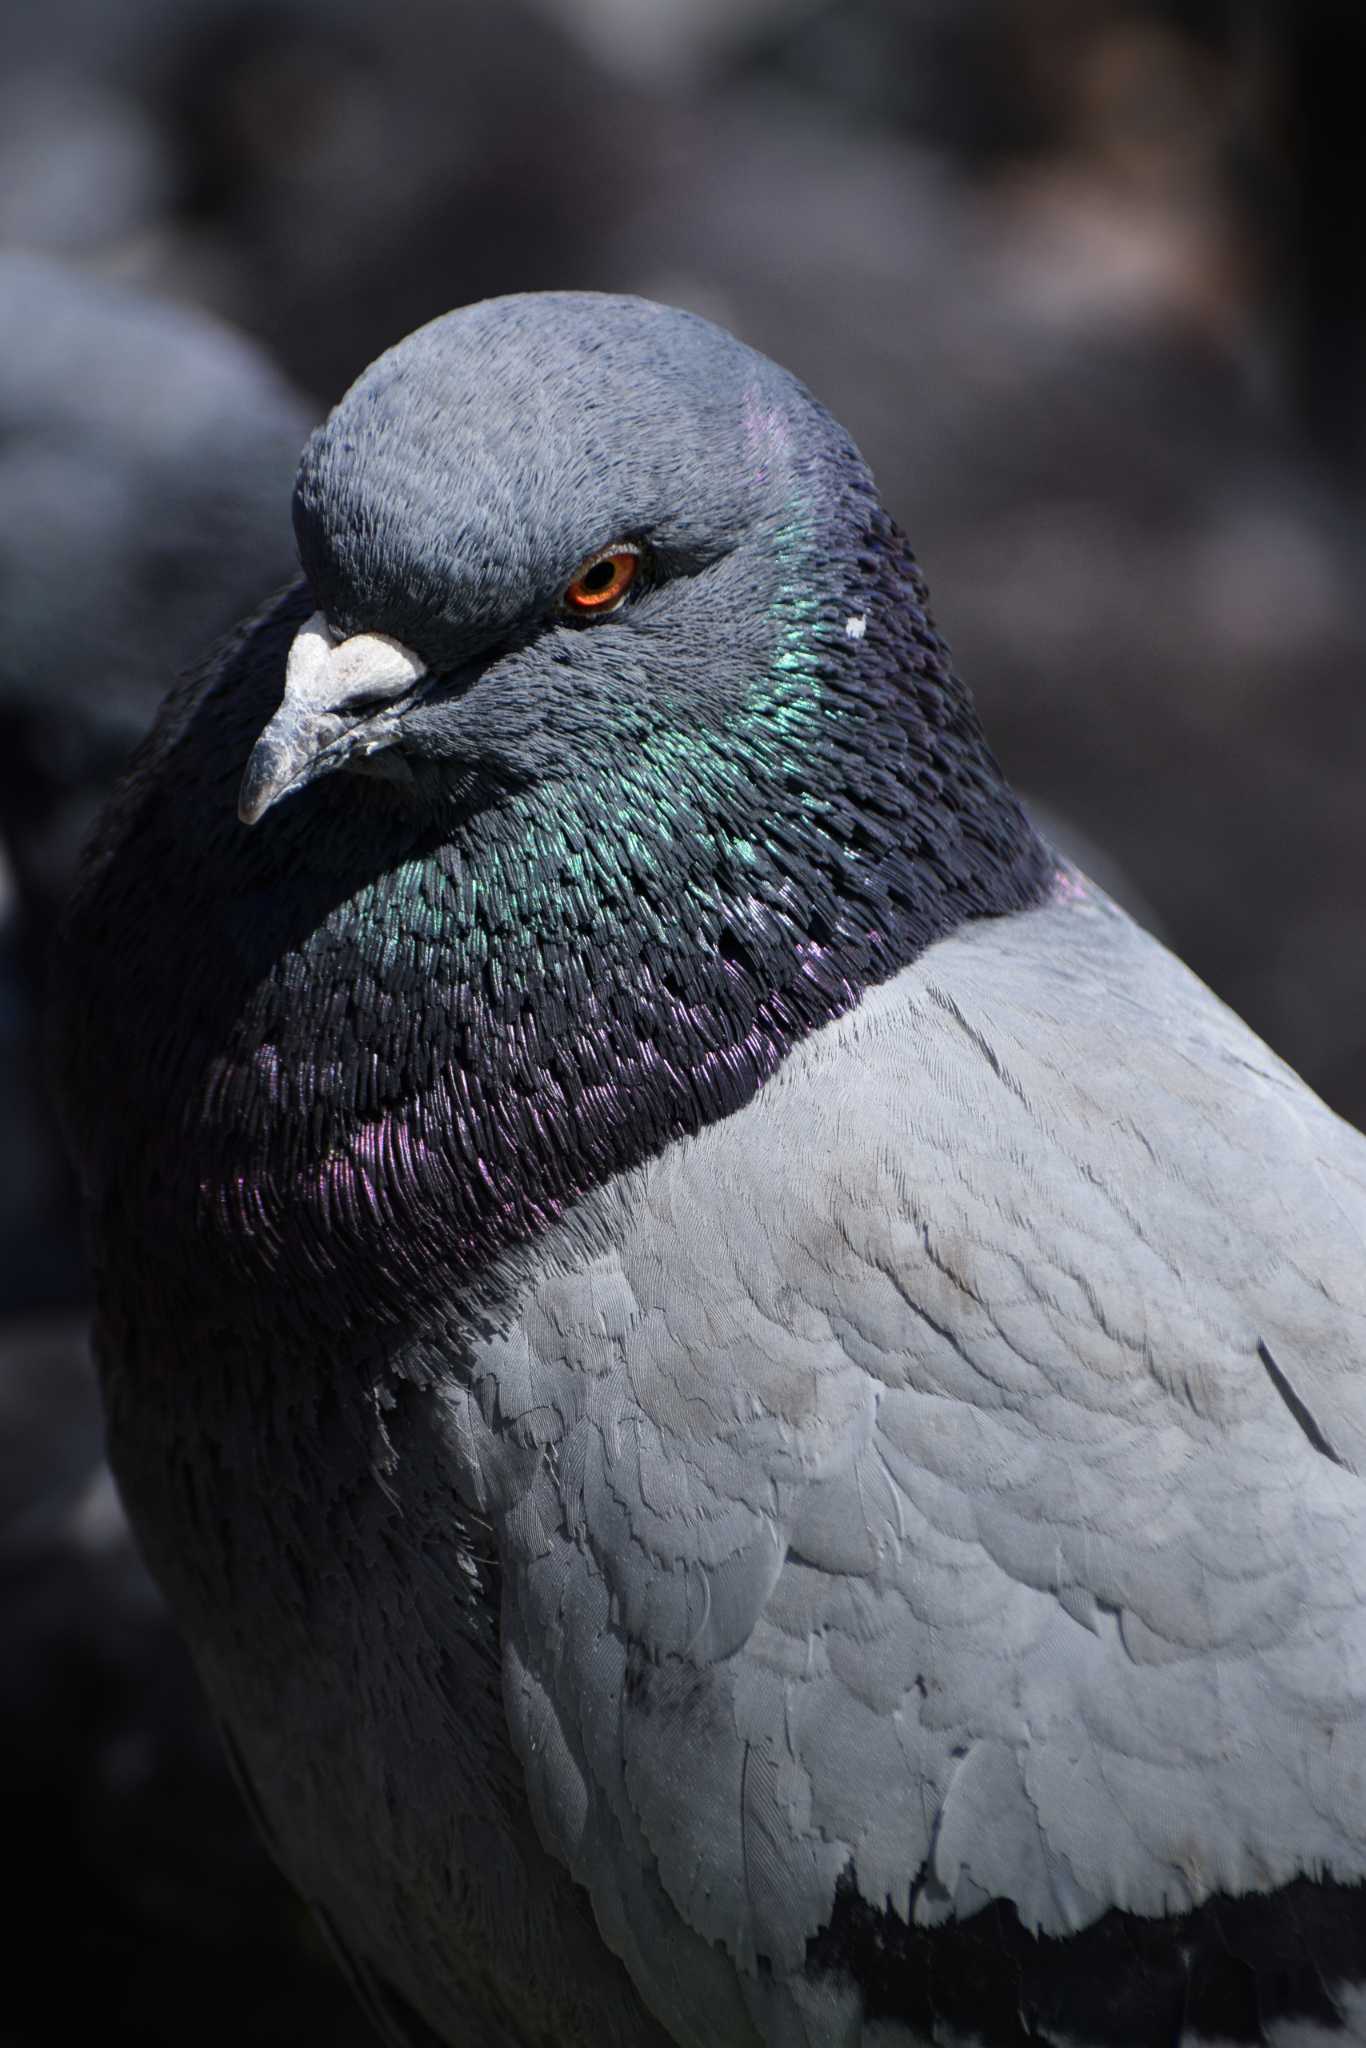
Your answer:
(436, 872), (1366, 2046)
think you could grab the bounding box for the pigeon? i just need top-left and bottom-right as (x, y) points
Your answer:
(54, 292), (1366, 2047)
(0, 251), (311, 955)
(0, 252), (311, 1310)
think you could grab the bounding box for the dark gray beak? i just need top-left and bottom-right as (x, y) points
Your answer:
(238, 610), (427, 825)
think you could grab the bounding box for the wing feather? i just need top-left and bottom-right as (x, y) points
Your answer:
(448, 883), (1366, 2040)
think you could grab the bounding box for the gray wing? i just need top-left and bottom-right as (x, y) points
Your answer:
(441, 879), (1366, 2047)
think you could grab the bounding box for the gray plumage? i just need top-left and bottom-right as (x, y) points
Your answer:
(494, 885), (1366, 2036)
(54, 293), (1366, 2046)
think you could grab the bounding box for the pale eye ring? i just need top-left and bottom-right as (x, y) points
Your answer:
(561, 543), (641, 617)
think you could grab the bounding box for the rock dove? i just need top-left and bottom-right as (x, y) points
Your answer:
(54, 293), (1366, 2047)
(0, 251), (310, 951)
(0, 252), (311, 1310)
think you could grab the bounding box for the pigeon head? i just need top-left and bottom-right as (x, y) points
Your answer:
(60, 293), (1053, 1318)
(242, 291), (886, 824)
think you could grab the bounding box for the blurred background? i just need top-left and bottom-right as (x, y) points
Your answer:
(1, 0), (1362, 2040)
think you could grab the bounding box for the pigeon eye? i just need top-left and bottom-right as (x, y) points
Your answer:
(562, 544), (640, 617)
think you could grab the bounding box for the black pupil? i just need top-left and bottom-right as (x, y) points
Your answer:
(582, 558), (618, 593)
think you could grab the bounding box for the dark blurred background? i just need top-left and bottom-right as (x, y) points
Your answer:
(1, 1), (1363, 2041)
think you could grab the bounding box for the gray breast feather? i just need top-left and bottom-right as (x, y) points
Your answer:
(436, 879), (1366, 2043)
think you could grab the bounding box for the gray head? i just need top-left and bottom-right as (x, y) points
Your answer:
(239, 291), (866, 822)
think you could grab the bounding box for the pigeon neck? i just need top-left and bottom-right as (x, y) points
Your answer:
(186, 513), (1052, 1328)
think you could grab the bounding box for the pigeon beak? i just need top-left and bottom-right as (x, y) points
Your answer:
(238, 610), (428, 825)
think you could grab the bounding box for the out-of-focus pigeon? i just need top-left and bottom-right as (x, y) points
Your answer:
(0, 252), (311, 942)
(55, 295), (1366, 2046)
(0, 252), (311, 1309)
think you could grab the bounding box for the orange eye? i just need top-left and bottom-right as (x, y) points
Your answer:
(562, 545), (640, 616)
